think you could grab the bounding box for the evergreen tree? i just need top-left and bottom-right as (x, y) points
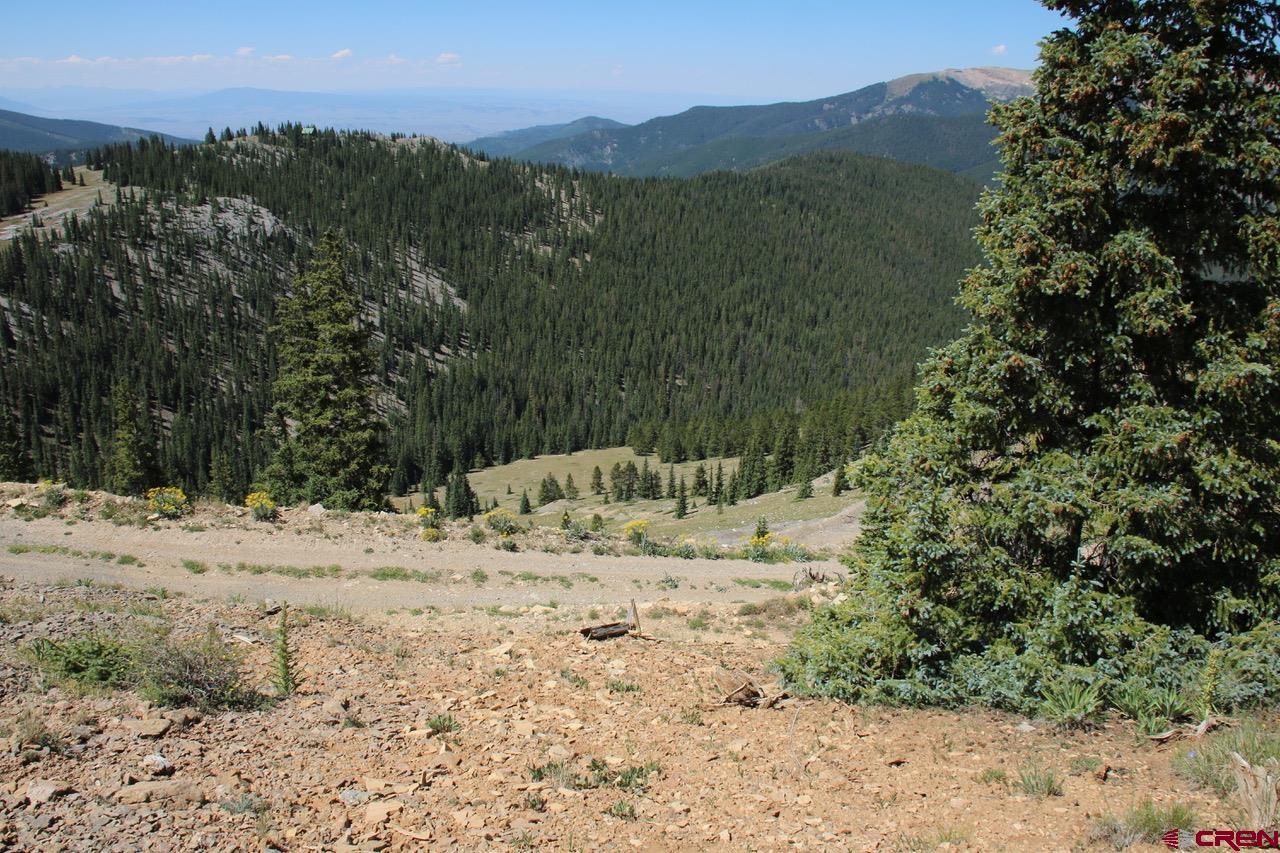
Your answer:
(785, 0), (1280, 710)
(674, 476), (688, 519)
(794, 462), (813, 500)
(692, 463), (709, 497)
(665, 465), (676, 499)
(830, 463), (849, 497)
(590, 465), (604, 495)
(0, 407), (32, 482)
(208, 450), (233, 502)
(204, 128), (217, 145)
(260, 233), (388, 510)
(103, 381), (153, 495)
(538, 473), (563, 505)
(443, 468), (479, 519)
(519, 489), (531, 515)
(563, 472), (579, 500)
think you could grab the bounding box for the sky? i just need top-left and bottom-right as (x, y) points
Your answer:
(1, 1), (1069, 101)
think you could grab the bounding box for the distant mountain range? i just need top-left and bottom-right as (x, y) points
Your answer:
(0, 87), (751, 143)
(0, 109), (191, 156)
(468, 116), (628, 158)
(469, 67), (1033, 181)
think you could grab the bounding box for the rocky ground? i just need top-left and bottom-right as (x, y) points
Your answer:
(0, 485), (1252, 850)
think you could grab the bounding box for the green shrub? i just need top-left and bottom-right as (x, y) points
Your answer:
(29, 627), (257, 711)
(146, 487), (189, 519)
(485, 508), (521, 535)
(468, 526), (486, 544)
(29, 635), (133, 687)
(134, 627), (258, 710)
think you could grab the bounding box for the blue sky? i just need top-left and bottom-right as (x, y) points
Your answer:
(1, 1), (1068, 99)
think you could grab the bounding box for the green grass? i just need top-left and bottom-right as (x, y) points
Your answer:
(1089, 799), (1197, 850)
(1172, 718), (1280, 796)
(1015, 763), (1063, 798)
(232, 561), (342, 579)
(6, 542), (144, 566)
(182, 559), (208, 574)
(733, 577), (794, 591)
(607, 680), (640, 694)
(391, 446), (860, 541)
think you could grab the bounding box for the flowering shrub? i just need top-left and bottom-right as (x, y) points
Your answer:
(245, 491), (276, 521)
(416, 505), (440, 529)
(420, 527), (445, 543)
(147, 487), (189, 519)
(484, 508), (520, 535)
(621, 519), (650, 545)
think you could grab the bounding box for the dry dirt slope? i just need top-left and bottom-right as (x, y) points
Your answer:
(0, 484), (1255, 850)
(0, 580), (1236, 851)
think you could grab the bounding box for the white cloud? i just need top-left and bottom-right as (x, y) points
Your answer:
(434, 51), (461, 65)
(236, 47), (254, 57)
(264, 54), (294, 62)
(331, 48), (353, 60)
(56, 54), (90, 64)
(385, 53), (405, 65)
(991, 44), (1008, 56)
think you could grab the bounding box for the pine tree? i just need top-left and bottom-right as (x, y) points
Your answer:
(795, 464), (813, 500)
(519, 489), (531, 515)
(0, 407), (32, 482)
(674, 476), (688, 519)
(260, 233), (389, 510)
(665, 465), (676, 499)
(563, 473), (579, 500)
(830, 463), (849, 497)
(103, 381), (152, 495)
(590, 465), (604, 495)
(692, 463), (709, 497)
(208, 450), (233, 502)
(444, 468), (479, 519)
(785, 0), (1280, 710)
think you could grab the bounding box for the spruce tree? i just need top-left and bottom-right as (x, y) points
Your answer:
(830, 463), (849, 497)
(260, 233), (388, 510)
(674, 476), (688, 519)
(785, 0), (1280, 710)
(0, 407), (32, 482)
(519, 489), (531, 515)
(103, 381), (152, 495)
(564, 473), (579, 500)
(590, 465), (604, 495)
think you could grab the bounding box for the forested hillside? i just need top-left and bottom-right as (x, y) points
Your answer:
(0, 108), (190, 157)
(0, 128), (980, 499)
(0, 150), (65, 216)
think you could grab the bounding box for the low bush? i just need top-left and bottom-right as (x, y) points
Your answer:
(1089, 799), (1197, 850)
(29, 627), (258, 710)
(245, 491), (276, 521)
(484, 508), (521, 535)
(146, 487), (189, 519)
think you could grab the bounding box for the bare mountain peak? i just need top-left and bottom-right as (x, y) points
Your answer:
(885, 66), (1034, 102)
